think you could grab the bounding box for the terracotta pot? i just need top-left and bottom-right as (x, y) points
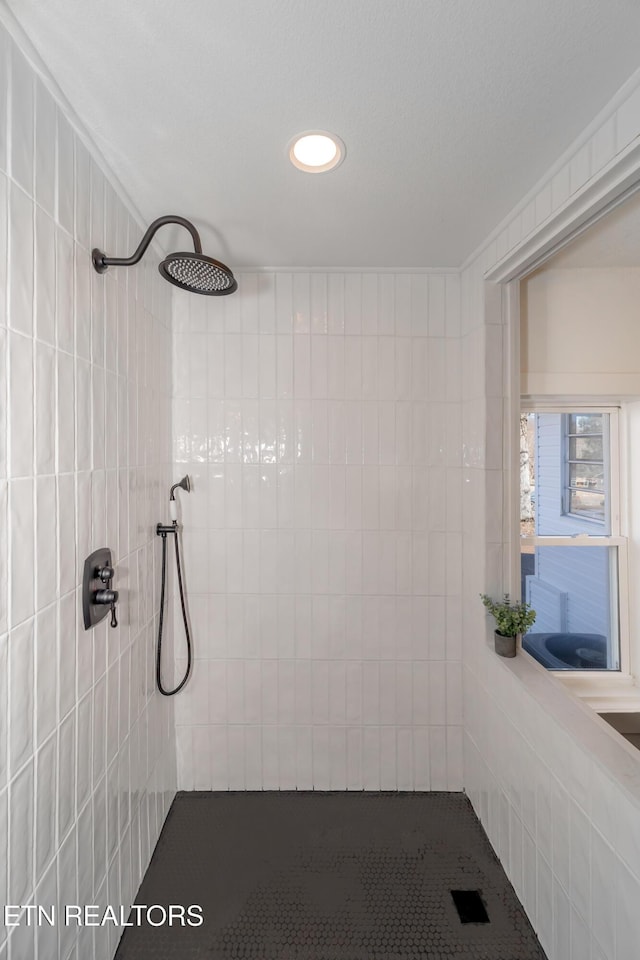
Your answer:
(494, 631), (517, 658)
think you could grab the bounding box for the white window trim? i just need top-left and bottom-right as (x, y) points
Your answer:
(561, 412), (608, 527)
(520, 402), (631, 684)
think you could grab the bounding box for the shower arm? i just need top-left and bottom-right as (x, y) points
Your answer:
(92, 215), (203, 273)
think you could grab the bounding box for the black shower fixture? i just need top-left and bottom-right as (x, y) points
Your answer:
(92, 215), (237, 295)
(170, 474), (191, 500)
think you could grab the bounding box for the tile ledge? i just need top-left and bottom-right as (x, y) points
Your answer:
(491, 644), (640, 808)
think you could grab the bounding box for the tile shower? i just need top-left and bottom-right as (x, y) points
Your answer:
(0, 22), (176, 960)
(172, 270), (464, 791)
(2, 8), (640, 960)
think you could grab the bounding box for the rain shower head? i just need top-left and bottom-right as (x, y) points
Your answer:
(92, 215), (237, 296)
(160, 252), (237, 295)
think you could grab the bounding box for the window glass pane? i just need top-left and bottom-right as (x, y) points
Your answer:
(568, 462), (605, 491)
(569, 435), (603, 461)
(569, 413), (602, 435)
(520, 544), (619, 670)
(520, 411), (610, 536)
(569, 489), (605, 520)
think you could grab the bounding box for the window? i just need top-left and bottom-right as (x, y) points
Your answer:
(562, 413), (608, 524)
(520, 407), (626, 673)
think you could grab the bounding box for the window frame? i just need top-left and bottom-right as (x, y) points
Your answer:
(561, 412), (609, 527)
(520, 402), (630, 677)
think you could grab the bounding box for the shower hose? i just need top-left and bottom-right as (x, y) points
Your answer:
(156, 524), (192, 696)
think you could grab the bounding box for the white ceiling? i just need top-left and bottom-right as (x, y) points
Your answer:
(545, 189), (640, 269)
(8, 0), (640, 268)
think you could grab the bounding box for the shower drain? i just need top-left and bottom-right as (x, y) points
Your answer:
(450, 890), (490, 924)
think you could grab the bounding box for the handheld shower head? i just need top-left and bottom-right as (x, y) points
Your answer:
(169, 475), (191, 521)
(170, 475), (191, 500)
(92, 215), (237, 296)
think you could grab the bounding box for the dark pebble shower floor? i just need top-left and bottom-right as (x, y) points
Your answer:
(114, 792), (546, 960)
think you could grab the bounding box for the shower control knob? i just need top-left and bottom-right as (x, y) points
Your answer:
(82, 547), (119, 631)
(94, 589), (119, 605)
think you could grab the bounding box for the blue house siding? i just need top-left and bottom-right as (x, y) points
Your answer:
(527, 545), (611, 638)
(525, 414), (611, 649)
(535, 414), (595, 536)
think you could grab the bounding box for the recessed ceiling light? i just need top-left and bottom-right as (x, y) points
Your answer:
(288, 131), (346, 173)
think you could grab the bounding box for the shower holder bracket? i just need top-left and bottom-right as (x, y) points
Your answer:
(156, 522), (177, 536)
(82, 547), (119, 630)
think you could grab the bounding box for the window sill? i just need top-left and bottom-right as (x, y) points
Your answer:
(553, 670), (640, 712)
(518, 641), (640, 711)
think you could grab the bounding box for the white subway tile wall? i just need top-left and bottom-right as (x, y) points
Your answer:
(0, 22), (176, 960)
(461, 68), (640, 960)
(172, 271), (464, 791)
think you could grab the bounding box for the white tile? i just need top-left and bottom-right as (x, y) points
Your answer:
(172, 270), (472, 798)
(344, 338), (362, 398)
(56, 350), (75, 472)
(0, 182), (6, 334)
(9, 478), (34, 627)
(326, 274), (345, 334)
(34, 207), (56, 345)
(362, 402), (378, 464)
(55, 237), (74, 379)
(616, 859), (640, 960)
(74, 139), (91, 251)
(76, 692), (92, 814)
(35, 733), (57, 876)
(57, 710), (76, 842)
(8, 757), (34, 904)
(361, 336), (378, 401)
(35, 476), (57, 611)
(327, 727), (346, 789)
(259, 335), (276, 399)
(34, 342), (56, 475)
(311, 334), (328, 398)
(312, 726), (330, 789)
(8, 617), (34, 780)
(346, 274), (364, 335)
(536, 851), (553, 955)
(58, 591), (76, 721)
(227, 726), (245, 790)
(57, 472), (77, 598)
(8, 331), (33, 478)
(377, 276), (394, 335)
(411, 340), (428, 401)
(8, 184), (34, 340)
(590, 763), (619, 849)
(344, 727), (361, 789)
(553, 878), (571, 960)
(429, 726), (448, 790)
(362, 727), (380, 789)
(567, 795), (591, 918)
(570, 905), (590, 960)
(341, 408), (361, 471)
(92, 774), (107, 894)
(10, 45), (34, 195)
(56, 111), (74, 234)
(591, 828), (617, 960)
(309, 273), (327, 334)
(295, 726), (313, 789)
(0, 29), (8, 172)
(427, 276), (445, 337)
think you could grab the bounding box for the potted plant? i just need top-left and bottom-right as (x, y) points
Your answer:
(480, 593), (536, 658)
